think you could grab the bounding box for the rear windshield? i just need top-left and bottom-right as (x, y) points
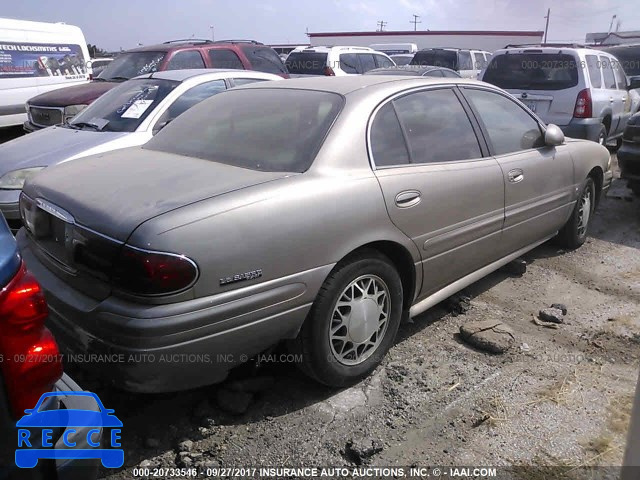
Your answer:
(483, 53), (579, 90)
(241, 46), (288, 74)
(97, 51), (166, 80)
(410, 50), (457, 69)
(286, 52), (328, 75)
(146, 89), (344, 173)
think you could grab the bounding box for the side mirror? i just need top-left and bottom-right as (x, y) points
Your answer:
(545, 124), (565, 147)
(152, 119), (172, 136)
(628, 77), (640, 90)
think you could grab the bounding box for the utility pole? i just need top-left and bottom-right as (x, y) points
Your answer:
(543, 8), (550, 44)
(377, 20), (387, 31)
(410, 14), (421, 31)
(608, 14), (617, 34)
(209, 25), (214, 41)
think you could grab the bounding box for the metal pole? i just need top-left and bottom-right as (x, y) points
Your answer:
(543, 8), (550, 44)
(622, 369), (640, 479)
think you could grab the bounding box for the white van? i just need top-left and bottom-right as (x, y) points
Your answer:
(369, 43), (418, 55)
(0, 18), (90, 128)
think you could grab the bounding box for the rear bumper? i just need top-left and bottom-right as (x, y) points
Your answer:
(18, 230), (330, 393)
(618, 141), (640, 181)
(559, 118), (603, 143)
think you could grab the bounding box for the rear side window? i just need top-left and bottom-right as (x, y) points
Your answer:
(166, 50), (205, 70)
(482, 53), (579, 90)
(208, 49), (244, 69)
(340, 54), (359, 74)
(586, 55), (602, 88)
(358, 54), (376, 73)
(464, 88), (544, 155)
(393, 88), (482, 163)
(286, 52), (327, 75)
(458, 51), (473, 70)
(241, 47), (287, 74)
(612, 60), (627, 89)
(146, 89), (343, 173)
(600, 56), (617, 89)
(370, 103), (410, 167)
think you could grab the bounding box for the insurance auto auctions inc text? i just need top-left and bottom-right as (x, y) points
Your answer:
(197, 466), (498, 478)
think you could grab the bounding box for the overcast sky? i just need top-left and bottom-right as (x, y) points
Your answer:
(3, 0), (638, 50)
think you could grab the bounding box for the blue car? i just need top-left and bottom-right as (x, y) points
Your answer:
(15, 392), (123, 469)
(0, 214), (102, 479)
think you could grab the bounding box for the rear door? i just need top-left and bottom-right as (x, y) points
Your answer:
(599, 55), (623, 134)
(461, 86), (575, 254)
(482, 51), (582, 127)
(370, 87), (505, 298)
(612, 57), (632, 134)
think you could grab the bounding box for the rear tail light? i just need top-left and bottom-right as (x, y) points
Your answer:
(0, 263), (63, 418)
(323, 66), (335, 76)
(573, 88), (593, 118)
(112, 246), (199, 296)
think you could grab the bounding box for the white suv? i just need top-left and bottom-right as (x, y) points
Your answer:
(285, 46), (395, 76)
(480, 46), (633, 146)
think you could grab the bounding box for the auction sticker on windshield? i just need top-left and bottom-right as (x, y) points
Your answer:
(121, 99), (153, 119)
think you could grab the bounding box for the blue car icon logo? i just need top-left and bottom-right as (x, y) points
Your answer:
(15, 391), (124, 469)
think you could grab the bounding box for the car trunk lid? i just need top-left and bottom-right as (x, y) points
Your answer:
(21, 148), (290, 300)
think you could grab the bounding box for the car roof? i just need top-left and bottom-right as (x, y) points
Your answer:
(494, 46), (613, 56)
(237, 75), (489, 95)
(125, 40), (267, 53)
(133, 68), (279, 82)
(297, 45), (377, 53)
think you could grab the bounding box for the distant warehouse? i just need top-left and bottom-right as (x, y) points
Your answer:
(307, 30), (544, 52)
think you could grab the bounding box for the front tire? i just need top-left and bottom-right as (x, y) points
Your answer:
(294, 250), (403, 387)
(557, 177), (596, 249)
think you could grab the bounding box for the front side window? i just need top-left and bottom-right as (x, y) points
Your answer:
(68, 78), (178, 132)
(166, 50), (205, 70)
(458, 51), (473, 70)
(98, 51), (166, 80)
(146, 89), (343, 173)
(370, 102), (410, 167)
(339, 54), (359, 74)
(208, 49), (244, 69)
(374, 54), (394, 68)
(392, 88), (482, 163)
(464, 88), (545, 155)
(586, 55), (602, 88)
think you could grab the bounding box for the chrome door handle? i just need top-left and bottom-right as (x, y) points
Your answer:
(508, 169), (524, 183)
(395, 190), (421, 208)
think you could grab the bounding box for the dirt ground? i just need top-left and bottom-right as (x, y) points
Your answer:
(61, 156), (635, 480)
(1, 123), (637, 479)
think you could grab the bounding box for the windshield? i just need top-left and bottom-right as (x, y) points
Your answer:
(410, 50), (457, 69)
(286, 52), (328, 75)
(68, 78), (178, 132)
(483, 53), (579, 90)
(97, 51), (166, 80)
(146, 89), (343, 173)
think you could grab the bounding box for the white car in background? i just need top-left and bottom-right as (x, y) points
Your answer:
(0, 69), (282, 231)
(285, 46), (395, 76)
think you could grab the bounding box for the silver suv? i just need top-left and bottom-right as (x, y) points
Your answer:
(481, 45), (633, 146)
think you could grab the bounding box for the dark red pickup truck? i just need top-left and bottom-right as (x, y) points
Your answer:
(24, 39), (288, 132)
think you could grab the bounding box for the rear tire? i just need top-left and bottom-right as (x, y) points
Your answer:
(596, 124), (607, 146)
(557, 177), (596, 249)
(293, 250), (403, 387)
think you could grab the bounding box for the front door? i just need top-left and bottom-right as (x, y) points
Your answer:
(461, 87), (575, 254)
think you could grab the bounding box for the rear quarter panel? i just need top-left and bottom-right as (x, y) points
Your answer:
(566, 138), (610, 192)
